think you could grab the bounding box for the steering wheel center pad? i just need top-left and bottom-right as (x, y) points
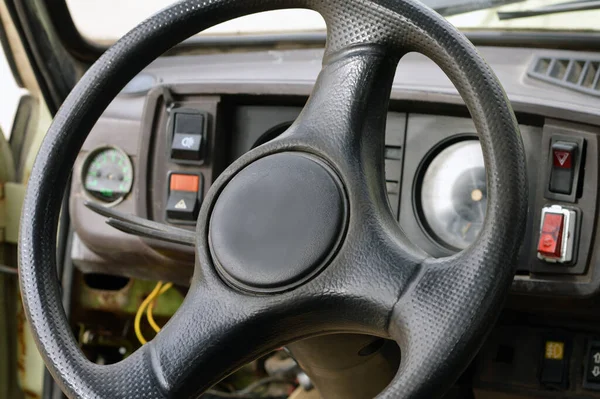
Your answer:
(209, 152), (347, 293)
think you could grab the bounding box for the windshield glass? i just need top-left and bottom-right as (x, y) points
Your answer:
(66, 0), (600, 44)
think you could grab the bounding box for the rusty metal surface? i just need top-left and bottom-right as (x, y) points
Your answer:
(76, 273), (184, 315)
(16, 295), (44, 398)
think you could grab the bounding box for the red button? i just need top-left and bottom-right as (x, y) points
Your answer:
(170, 174), (199, 192)
(553, 149), (573, 169)
(537, 213), (564, 258)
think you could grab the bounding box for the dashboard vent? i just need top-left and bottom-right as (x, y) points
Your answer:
(528, 56), (600, 97)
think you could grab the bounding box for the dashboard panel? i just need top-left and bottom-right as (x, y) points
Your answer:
(70, 46), (600, 296)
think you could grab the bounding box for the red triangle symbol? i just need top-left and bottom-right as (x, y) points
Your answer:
(555, 151), (569, 166)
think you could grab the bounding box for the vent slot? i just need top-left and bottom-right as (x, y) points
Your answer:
(534, 57), (552, 74)
(529, 56), (600, 98)
(549, 59), (569, 80)
(566, 60), (585, 84)
(582, 62), (599, 88)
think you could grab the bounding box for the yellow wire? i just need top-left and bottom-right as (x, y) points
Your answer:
(134, 282), (163, 345)
(146, 283), (172, 333)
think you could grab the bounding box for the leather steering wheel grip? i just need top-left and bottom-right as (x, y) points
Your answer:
(18, 0), (527, 398)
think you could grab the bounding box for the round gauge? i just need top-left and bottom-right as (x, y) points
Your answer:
(82, 146), (133, 205)
(420, 140), (487, 250)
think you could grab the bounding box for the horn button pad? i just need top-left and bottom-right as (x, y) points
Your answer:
(209, 152), (347, 293)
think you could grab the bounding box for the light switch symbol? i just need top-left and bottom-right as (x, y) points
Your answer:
(545, 341), (565, 360)
(181, 136), (195, 149)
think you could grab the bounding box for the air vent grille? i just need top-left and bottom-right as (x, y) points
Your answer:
(528, 56), (600, 97)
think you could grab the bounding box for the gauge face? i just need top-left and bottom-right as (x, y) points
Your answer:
(82, 147), (133, 204)
(420, 140), (486, 250)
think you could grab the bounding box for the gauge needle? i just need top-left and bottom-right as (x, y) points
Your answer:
(84, 201), (196, 247)
(462, 222), (472, 238)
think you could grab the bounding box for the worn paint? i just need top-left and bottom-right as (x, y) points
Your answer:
(16, 303), (25, 374)
(16, 294), (44, 398)
(23, 388), (40, 399)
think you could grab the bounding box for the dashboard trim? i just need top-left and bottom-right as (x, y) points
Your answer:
(152, 82), (600, 128)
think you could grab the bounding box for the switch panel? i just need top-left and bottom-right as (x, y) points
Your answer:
(544, 134), (585, 204)
(168, 109), (208, 164)
(537, 205), (577, 264)
(549, 141), (578, 195)
(166, 173), (203, 223)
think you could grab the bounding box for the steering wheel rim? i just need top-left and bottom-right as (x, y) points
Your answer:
(18, 1), (528, 398)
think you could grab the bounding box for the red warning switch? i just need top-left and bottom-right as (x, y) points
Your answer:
(537, 213), (565, 258)
(553, 148), (573, 169)
(549, 141), (578, 195)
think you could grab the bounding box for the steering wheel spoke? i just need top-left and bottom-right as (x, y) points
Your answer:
(147, 265), (401, 397)
(274, 44), (401, 205)
(286, 44), (399, 152)
(144, 281), (271, 397)
(383, 246), (513, 397)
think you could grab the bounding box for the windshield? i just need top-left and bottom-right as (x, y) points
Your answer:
(66, 0), (600, 44)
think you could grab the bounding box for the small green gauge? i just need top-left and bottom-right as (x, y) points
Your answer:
(82, 146), (133, 204)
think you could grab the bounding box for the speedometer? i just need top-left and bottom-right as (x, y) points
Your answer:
(82, 146), (133, 205)
(420, 140), (486, 250)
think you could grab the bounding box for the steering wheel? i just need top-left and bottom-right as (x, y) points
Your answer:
(18, 0), (528, 398)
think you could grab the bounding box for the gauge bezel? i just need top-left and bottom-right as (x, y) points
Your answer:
(413, 133), (482, 252)
(80, 145), (134, 207)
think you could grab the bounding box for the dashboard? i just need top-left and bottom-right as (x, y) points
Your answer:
(68, 44), (600, 397)
(70, 45), (600, 294)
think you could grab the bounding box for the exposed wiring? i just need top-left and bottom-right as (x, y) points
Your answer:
(134, 282), (163, 345)
(204, 391), (287, 399)
(206, 377), (296, 398)
(146, 282), (172, 333)
(236, 377), (295, 395)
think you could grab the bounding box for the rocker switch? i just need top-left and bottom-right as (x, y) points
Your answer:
(537, 205), (577, 264)
(549, 141), (578, 195)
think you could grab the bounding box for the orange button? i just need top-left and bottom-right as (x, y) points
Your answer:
(170, 174), (199, 192)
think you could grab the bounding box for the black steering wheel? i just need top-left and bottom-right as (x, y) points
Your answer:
(18, 0), (528, 398)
